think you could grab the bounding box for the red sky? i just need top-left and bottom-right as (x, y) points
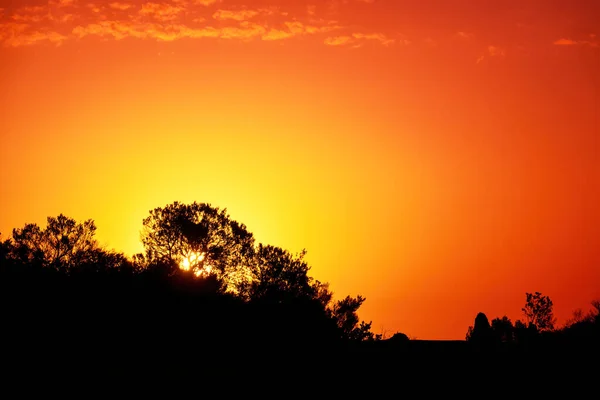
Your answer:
(1, 0), (599, 339)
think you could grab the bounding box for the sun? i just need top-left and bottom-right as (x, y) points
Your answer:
(180, 252), (213, 277)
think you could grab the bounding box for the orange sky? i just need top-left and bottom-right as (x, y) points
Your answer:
(1, 0), (599, 339)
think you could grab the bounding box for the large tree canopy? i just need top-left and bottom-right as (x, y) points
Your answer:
(140, 201), (256, 292)
(140, 201), (376, 341)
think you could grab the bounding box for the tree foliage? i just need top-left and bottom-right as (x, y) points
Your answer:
(522, 291), (555, 332)
(491, 316), (514, 343)
(249, 244), (314, 301)
(10, 214), (97, 269)
(140, 201), (255, 291)
(331, 295), (376, 341)
(139, 201), (377, 341)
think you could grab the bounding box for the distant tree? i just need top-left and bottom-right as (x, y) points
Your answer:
(467, 312), (494, 349)
(140, 201), (255, 292)
(565, 300), (600, 328)
(564, 308), (589, 328)
(466, 325), (474, 341)
(388, 332), (409, 343)
(592, 300), (600, 324)
(491, 316), (514, 343)
(522, 292), (555, 332)
(0, 233), (11, 263)
(10, 214), (97, 269)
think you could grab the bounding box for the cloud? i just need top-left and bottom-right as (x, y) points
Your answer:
(455, 31), (473, 39)
(12, 14), (46, 23)
(487, 45), (505, 57)
(325, 32), (397, 47)
(210, 7), (288, 21)
(139, 3), (184, 21)
(18, 6), (46, 14)
(285, 21), (340, 35)
(109, 2), (133, 11)
(51, 14), (76, 23)
(192, 0), (221, 5)
(476, 45), (506, 64)
(352, 32), (395, 46)
(220, 21), (265, 39)
(212, 9), (259, 21)
(0, 0), (393, 48)
(0, 22), (67, 47)
(87, 3), (103, 13)
(50, 0), (77, 8)
(554, 37), (598, 47)
(324, 35), (353, 46)
(262, 28), (294, 41)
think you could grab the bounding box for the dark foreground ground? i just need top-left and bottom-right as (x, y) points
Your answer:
(3, 336), (597, 396)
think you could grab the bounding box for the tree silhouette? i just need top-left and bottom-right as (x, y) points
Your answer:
(140, 201), (255, 292)
(331, 295), (376, 341)
(248, 244), (315, 302)
(592, 300), (600, 324)
(10, 214), (98, 269)
(491, 316), (514, 343)
(466, 312), (494, 350)
(466, 325), (474, 341)
(522, 292), (555, 332)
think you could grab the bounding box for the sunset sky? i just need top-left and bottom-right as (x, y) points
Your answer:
(1, 0), (599, 339)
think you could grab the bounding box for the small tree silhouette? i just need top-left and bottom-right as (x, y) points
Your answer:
(467, 312), (495, 350)
(522, 292), (555, 331)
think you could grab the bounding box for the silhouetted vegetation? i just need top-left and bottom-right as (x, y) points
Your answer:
(0, 204), (385, 377)
(465, 292), (600, 357)
(1, 202), (599, 382)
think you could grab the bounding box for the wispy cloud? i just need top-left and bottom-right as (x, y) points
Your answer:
(352, 32), (396, 46)
(324, 35), (353, 46)
(190, 0), (222, 5)
(50, 0), (78, 8)
(0, 22), (67, 47)
(212, 9), (259, 22)
(0, 1), (404, 48)
(455, 31), (473, 40)
(109, 2), (133, 11)
(325, 32), (397, 47)
(554, 36), (599, 47)
(476, 45), (506, 64)
(139, 2), (184, 21)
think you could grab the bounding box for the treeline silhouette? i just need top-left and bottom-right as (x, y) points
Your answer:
(1, 201), (598, 383)
(0, 202), (389, 377)
(465, 294), (600, 354)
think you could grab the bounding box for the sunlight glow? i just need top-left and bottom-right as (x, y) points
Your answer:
(180, 252), (213, 276)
